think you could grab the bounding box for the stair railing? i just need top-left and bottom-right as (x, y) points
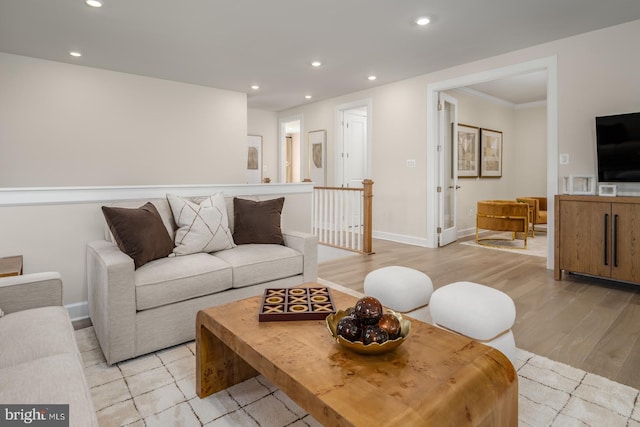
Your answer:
(312, 179), (374, 254)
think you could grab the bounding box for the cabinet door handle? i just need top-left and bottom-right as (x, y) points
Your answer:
(613, 214), (618, 267)
(604, 214), (609, 266)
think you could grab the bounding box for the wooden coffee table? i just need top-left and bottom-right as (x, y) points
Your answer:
(196, 285), (517, 426)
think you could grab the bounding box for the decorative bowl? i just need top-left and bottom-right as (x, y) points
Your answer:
(325, 308), (411, 355)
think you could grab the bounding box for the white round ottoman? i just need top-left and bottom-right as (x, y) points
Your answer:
(363, 266), (433, 312)
(430, 281), (516, 364)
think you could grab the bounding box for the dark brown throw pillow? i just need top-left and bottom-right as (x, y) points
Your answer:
(232, 197), (285, 245)
(101, 202), (174, 269)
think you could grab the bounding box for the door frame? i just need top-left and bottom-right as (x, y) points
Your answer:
(426, 56), (558, 270)
(335, 98), (373, 186)
(278, 114), (304, 183)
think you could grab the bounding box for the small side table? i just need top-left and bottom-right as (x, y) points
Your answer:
(0, 255), (23, 277)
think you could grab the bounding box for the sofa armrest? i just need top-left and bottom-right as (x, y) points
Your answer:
(282, 230), (318, 283)
(0, 272), (63, 315)
(86, 240), (137, 365)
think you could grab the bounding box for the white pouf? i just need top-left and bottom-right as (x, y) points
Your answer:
(430, 281), (516, 364)
(363, 266), (433, 312)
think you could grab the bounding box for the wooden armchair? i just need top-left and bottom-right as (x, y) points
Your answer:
(516, 197), (547, 235)
(476, 200), (529, 249)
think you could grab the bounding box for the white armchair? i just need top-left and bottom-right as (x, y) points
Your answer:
(0, 272), (99, 426)
(0, 272), (63, 314)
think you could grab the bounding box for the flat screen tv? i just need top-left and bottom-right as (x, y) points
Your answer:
(595, 112), (640, 183)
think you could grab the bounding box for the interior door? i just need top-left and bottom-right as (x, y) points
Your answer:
(285, 136), (293, 183)
(438, 93), (459, 246)
(342, 109), (367, 188)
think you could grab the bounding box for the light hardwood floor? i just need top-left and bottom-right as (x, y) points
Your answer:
(318, 237), (640, 390)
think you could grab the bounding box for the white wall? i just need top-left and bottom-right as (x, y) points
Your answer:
(0, 53), (248, 186)
(247, 108), (278, 182)
(513, 106), (547, 196)
(278, 19), (640, 244)
(0, 53), (313, 318)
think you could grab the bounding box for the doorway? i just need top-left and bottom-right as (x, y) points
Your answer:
(335, 99), (372, 188)
(427, 57), (558, 269)
(279, 116), (302, 183)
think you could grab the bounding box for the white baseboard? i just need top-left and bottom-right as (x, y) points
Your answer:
(373, 228), (477, 247)
(457, 227), (477, 238)
(65, 301), (89, 322)
(372, 230), (431, 247)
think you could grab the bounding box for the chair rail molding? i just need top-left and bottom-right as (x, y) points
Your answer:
(0, 183), (314, 207)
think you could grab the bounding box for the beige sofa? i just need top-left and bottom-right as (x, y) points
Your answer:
(87, 195), (318, 365)
(0, 272), (98, 427)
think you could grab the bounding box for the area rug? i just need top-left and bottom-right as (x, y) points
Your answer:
(77, 321), (640, 426)
(461, 232), (548, 257)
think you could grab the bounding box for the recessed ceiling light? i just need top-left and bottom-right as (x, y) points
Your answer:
(415, 16), (431, 26)
(311, 61), (322, 67)
(69, 51), (82, 57)
(368, 75), (377, 81)
(305, 95), (312, 99)
(86, 0), (103, 7)
(251, 85), (260, 90)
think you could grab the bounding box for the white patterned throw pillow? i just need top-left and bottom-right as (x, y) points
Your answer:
(167, 193), (236, 256)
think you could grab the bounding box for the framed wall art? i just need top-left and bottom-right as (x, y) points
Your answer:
(480, 128), (503, 178)
(457, 124), (480, 177)
(308, 130), (327, 185)
(246, 135), (262, 184)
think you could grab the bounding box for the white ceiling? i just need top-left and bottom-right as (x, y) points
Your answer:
(466, 70), (549, 106)
(1, 0), (639, 111)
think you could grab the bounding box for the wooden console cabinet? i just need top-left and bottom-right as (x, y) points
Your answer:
(555, 195), (640, 285)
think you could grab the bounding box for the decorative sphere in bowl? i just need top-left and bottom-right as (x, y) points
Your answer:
(362, 325), (389, 345)
(377, 313), (402, 340)
(354, 296), (383, 325)
(326, 306), (411, 355)
(336, 316), (363, 342)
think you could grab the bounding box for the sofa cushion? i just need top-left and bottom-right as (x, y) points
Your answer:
(102, 202), (174, 269)
(232, 197), (285, 245)
(0, 353), (98, 426)
(167, 193), (236, 256)
(214, 244), (303, 288)
(0, 306), (78, 369)
(135, 253), (232, 311)
(104, 199), (176, 242)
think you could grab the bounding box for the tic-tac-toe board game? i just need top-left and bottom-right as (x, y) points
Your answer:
(258, 287), (336, 322)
